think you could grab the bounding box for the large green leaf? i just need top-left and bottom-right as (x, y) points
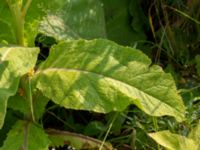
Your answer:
(0, 46), (39, 128)
(0, 0), (106, 45)
(149, 130), (199, 150)
(0, 121), (50, 150)
(32, 39), (185, 121)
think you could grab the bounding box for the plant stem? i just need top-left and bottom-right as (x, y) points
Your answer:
(28, 77), (35, 122)
(14, 9), (25, 46)
(6, 0), (25, 45)
(6, 0), (32, 46)
(22, 121), (29, 150)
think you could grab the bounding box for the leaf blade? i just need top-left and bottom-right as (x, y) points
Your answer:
(0, 47), (39, 128)
(33, 39), (185, 121)
(0, 121), (50, 150)
(149, 130), (199, 150)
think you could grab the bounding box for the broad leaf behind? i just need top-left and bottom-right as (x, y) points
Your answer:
(0, 0), (106, 45)
(38, 0), (106, 40)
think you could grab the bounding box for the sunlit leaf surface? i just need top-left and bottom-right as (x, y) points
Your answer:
(33, 39), (185, 122)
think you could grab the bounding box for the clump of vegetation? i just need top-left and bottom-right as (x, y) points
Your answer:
(0, 0), (199, 150)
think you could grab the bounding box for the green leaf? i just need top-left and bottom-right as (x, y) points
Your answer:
(129, 0), (149, 34)
(0, 47), (39, 128)
(27, 122), (50, 150)
(31, 91), (49, 121)
(0, 121), (24, 150)
(8, 93), (30, 116)
(23, 0), (66, 46)
(33, 39), (185, 121)
(0, 1), (16, 44)
(101, 0), (146, 46)
(39, 0), (106, 40)
(23, 0), (66, 45)
(0, 121), (50, 150)
(84, 121), (106, 136)
(0, 109), (18, 146)
(0, 61), (8, 79)
(8, 79), (49, 121)
(149, 130), (199, 150)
